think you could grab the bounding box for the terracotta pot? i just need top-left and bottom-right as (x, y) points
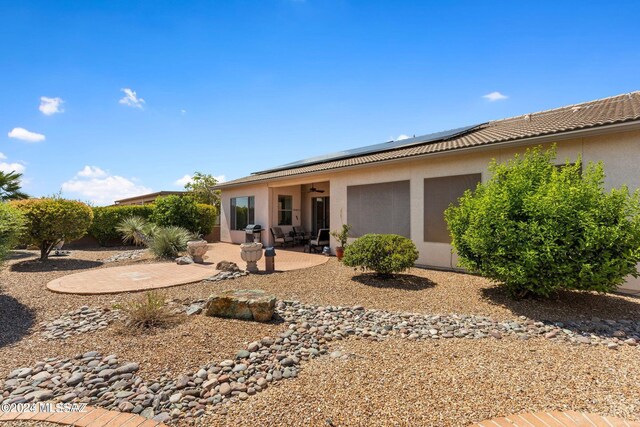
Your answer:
(335, 246), (344, 261)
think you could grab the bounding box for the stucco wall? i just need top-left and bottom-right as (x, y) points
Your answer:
(220, 129), (640, 292)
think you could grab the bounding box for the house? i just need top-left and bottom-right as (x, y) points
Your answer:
(114, 191), (187, 206)
(214, 91), (640, 293)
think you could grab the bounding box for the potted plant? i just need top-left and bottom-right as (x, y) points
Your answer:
(330, 224), (352, 261)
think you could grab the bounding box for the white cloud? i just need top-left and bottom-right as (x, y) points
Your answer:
(39, 96), (64, 115)
(181, 109), (187, 115)
(482, 91), (508, 102)
(174, 174), (192, 187)
(119, 88), (145, 109)
(77, 165), (107, 178)
(396, 134), (411, 141)
(8, 127), (46, 143)
(62, 166), (152, 205)
(0, 152), (26, 174)
(174, 174), (226, 188)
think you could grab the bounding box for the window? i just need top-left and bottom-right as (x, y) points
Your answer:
(230, 196), (255, 230)
(424, 174), (481, 243)
(347, 180), (411, 238)
(278, 195), (293, 226)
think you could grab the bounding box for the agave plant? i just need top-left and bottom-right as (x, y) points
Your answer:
(148, 226), (194, 258)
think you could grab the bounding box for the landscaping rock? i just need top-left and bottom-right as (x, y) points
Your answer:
(216, 260), (241, 272)
(205, 289), (276, 322)
(176, 256), (194, 265)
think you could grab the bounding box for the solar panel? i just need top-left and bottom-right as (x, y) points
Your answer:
(253, 123), (484, 175)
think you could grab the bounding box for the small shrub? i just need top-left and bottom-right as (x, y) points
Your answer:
(0, 203), (26, 264)
(116, 291), (178, 330)
(445, 146), (640, 299)
(342, 234), (418, 277)
(196, 203), (217, 236)
(89, 205), (154, 245)
(12, 197), (93, 260)
(330, 223), (352, 248)
(151, 195), (200, 233)
(148, 226), (193, 258)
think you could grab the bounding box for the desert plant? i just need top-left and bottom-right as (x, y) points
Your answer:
(11, 197), (93, 260)
(0, 203), (26, 264)
(116, 216), (156, 246)
(151, 195), (200, 232)
(445, 146), (640, 299)
(0, 170), (28, 201)
(148, 226), (193, 258)
(116, 291), (178, 330)
(89, 205), (154, 245)
(342, 234), (418, 277)
(330, 223), (352, 248)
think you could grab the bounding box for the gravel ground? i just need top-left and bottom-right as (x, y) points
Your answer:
(204, 337), (640, 427)
(1, 248), (640, 426)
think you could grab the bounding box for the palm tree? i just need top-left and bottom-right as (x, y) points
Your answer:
(0, 171), (28, 201)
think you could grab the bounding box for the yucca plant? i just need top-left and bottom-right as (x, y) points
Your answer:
(116, 216), (155, 246)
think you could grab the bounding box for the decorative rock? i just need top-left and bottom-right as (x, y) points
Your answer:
(176, 256), (194, 265)
(216, 260), (241, 272)
(219, 383), (232, 396)
(205, 289), (276, 322)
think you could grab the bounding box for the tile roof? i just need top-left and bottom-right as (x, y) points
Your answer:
(217, 91), (640, 188)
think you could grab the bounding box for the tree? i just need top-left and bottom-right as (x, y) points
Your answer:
(11, 198), (94, 260)
(0, 203), (26, 264)
(184, 172), (221, 206)
(445, 146), (640, 299)
(151, 195), (200, 233)
(0, 171), (28, 201)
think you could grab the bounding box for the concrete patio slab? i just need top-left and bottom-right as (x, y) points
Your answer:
(46, 243), (328, 295)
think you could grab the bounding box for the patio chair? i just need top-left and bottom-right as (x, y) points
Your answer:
(308, 228), (330, 253)
(270, 227), (294, 247)
(292, 226), (311, 245)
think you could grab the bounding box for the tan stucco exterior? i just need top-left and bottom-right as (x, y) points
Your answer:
(220, 128), (640, 293)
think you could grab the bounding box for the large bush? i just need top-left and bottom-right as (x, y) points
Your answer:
(196, 203), (217, 236)
(12, 198), (94, 260)
(342, 234), (418, 277)
(0, 203), (26, 264)
(150, 195), (216, 236)
(89, 205), (154, 245)
(445, 146), (640, 299)
(151, 195), (199, 233)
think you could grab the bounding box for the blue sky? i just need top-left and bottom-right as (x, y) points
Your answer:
(1, 0), (639, 205)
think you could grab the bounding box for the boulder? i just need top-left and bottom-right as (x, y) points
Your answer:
(205, 289), (276, 322)
(216, 260), (241, 272)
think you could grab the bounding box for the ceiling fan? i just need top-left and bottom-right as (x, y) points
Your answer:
(308, 183), (325, 193)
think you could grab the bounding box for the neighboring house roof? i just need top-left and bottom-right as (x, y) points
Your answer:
(114, 191), (187, 204)
(216, 91), (640, 189)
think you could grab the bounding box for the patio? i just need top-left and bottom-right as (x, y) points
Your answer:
(46, 243), (328, 295)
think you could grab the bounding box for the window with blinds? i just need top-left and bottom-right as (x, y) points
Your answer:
(347, 180), (411, 238)
(423, 174), (481, 243)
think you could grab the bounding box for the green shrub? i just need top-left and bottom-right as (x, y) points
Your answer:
(12, 197), (93, 260)
(342, 234), (418, 277)
(89, 205), (154, 245)
(148, 226), (193, 258)
(196, 203), (217, 236)
(151, 195), (199, 233)
(116, 216), (156, 246)
(445, 146), (640, 299)
(0, 203), (26, 264)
